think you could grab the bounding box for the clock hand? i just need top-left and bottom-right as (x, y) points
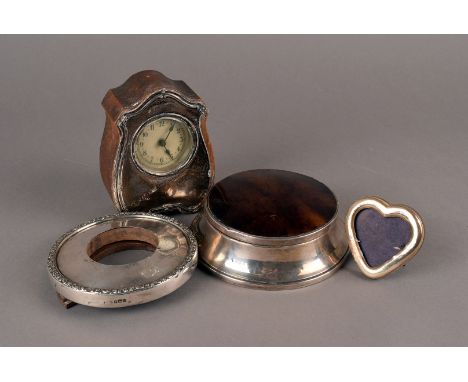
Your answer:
(162, 122), (176, 144)
(157, 122), (177, 151)
(157, 128), (173, 147)
(164, 147), (174, 160)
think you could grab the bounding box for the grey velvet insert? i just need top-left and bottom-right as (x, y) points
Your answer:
(355, 208), (412, 268)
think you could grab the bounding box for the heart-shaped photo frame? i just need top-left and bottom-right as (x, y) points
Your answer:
(346, 196), (425, 279)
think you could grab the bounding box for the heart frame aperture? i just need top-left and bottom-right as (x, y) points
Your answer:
(346, 196), (425, 279)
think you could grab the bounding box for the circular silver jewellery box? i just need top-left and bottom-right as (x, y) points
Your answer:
(192, 169), (349, 289)
(47, 213), (197, 308)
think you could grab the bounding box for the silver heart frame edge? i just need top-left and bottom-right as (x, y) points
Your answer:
(346, 196), (425, 279)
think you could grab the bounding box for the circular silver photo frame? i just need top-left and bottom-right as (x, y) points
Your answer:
(47, 212), (198, 308)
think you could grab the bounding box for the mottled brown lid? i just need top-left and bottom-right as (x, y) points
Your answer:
(207, 169), (337, 237)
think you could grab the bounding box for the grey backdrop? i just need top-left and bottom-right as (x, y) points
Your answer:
(1, 35), (467, 346)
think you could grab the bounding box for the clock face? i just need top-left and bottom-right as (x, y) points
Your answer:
(133, 115), (195, 175)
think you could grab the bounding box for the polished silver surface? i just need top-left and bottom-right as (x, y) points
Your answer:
(47, 213), (197, 308)
(113, 91), (208, 212)
(192, 208), (349, 290)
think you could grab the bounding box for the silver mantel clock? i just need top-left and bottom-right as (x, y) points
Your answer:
(100, 70), (215, 213)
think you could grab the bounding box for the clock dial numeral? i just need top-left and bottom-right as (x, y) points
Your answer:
(133, 116), (195, 175)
